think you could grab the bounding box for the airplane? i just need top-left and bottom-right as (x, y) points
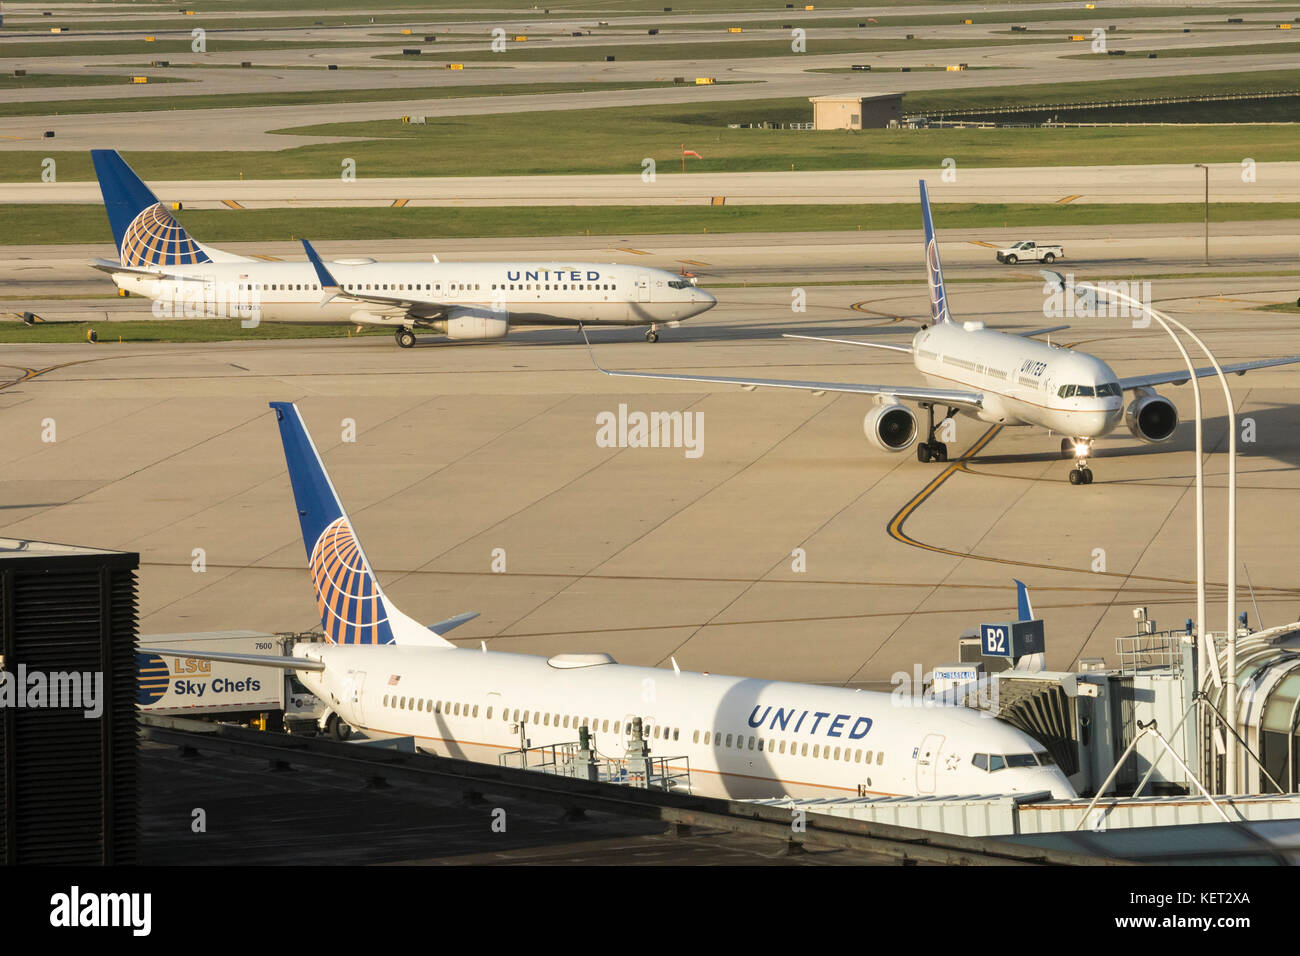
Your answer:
(586, 180), (1300, 484)
(88, 149), (716, 348)
(149, 401), (1077, 801)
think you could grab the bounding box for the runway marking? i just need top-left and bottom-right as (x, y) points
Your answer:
(849, 301), (906, 323)
(0, 358), (111, 392)
(885, 424), (1294, 593)
(1056, 194), (1082, 204)
(678, 258), (710, 267)
(221, 199), (244, 209)
(248, 254), (282, 262)
(967, 240), (1000, 248)
(391, 198), (409, 208)
(616, 247), (651, 255)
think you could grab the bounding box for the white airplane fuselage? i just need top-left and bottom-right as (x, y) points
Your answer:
(111, 260), (716, 330)
(912, 321), (1125, 438)
(298, 642), (1075, 801)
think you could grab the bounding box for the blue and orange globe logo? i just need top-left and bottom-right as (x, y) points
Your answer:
(121, 203), (211, 268)
(309, 517), (392, 645)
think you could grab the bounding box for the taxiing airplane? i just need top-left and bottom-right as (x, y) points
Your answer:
(151, 402), (1076, 801)
(89, 150), (715, 347)
(590, 180), (1300, 483)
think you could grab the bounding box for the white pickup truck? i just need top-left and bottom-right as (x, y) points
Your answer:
(995, 241), (1063, 264)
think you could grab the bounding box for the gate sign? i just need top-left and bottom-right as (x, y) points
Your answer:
(980, 619), (1045, 659)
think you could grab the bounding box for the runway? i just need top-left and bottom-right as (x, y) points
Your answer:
(3, 235), (1298, 689)
(9, 163), (1300, 207)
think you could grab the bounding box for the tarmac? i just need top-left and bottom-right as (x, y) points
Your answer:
(3, 230), (1299, 690)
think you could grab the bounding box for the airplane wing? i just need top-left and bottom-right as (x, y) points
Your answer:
(581, 328), (982, 409)
(1119, 356), (1300, 391)
(145, 648), (326, 671)
(429, 611), (480, 636)
(300, 239), (450, 315)
(783, 333), (914, 354)
(594, 366), (984, 409)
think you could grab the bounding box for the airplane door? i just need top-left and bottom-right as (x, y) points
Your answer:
(349, 670), (367, 725)
(636, 274), (650, 303)
(915, 733), (944, 794)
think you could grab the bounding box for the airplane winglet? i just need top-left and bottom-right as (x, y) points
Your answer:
(1014, 579), (1034, 622)
(300, 239), (341, 306)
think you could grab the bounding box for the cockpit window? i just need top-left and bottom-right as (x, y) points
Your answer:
(1034, 750), (1056, 766)
(1095, 382), (1121, 397)
(972, 753), (988, 770)
(1058, 385), (1075, 398)
(987, 754), (1006, 771)
(1006, 753), (1038, 768)
(1074, 385), (1094, 397)
(667, 279), (693, 290)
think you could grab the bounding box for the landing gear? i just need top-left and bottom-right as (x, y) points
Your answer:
(325, 712), (352, 741)
(645, 324), (660, 343)
(395, 328), (416, 349)
(1066, 437), (1094, 485)
(917, 403), (955, 464)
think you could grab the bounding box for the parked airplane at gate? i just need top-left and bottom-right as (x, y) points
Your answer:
(150, 402), (1076, 801)
(89, 150), (715, 347)
(589, 181), (1300, 483)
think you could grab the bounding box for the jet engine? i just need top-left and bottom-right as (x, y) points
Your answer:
(433, 309), (509, 341)
(1125, 392), (1178, 444)
(863, 403), (918, 452)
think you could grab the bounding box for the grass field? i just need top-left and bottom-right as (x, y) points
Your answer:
(0, 80), (688, 119)
(8, 202), (1300, 246)
(1066, 40), (1300, 60)
(0, 319), (390, 344)
(381, 35), (1056, 63)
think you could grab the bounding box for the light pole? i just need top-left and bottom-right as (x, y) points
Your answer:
(1194, 163), (1209, 267)
(1061, 275), (1239, 791)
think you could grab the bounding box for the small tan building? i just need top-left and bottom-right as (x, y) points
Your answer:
(809, 93), (904, 130)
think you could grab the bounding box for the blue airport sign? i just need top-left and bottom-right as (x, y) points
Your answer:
(980, 619), (1045, 659)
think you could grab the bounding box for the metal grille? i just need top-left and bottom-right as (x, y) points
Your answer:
(0, 551), (139, 864)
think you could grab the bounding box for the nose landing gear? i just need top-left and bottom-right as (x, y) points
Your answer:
(1066, 438), (1094, 484)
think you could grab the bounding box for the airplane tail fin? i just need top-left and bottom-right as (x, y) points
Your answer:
(90, 149), (247, 267)
(918, 180), (952, 325)
(270, 402), (453, 648)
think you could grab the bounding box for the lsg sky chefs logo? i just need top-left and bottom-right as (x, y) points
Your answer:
(0, 663), (103, 718)
(50, 887), (151, 936)
(596, 403), (704, 459)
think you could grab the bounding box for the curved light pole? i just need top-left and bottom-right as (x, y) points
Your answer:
(1052, 272), (1239, 792)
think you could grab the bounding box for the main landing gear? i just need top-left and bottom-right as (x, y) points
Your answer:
(916, 404), (957, 463)
(395, 328), (416, 349)
(1062, 437), (1094, 485)
(645, 323), (660, 343)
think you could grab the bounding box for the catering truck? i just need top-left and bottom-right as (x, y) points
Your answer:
(137, 630), (326, 733)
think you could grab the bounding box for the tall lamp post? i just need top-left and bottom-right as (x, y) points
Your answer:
(1194, 163), (1210, 267)
(1053, 274), (1239, 792)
